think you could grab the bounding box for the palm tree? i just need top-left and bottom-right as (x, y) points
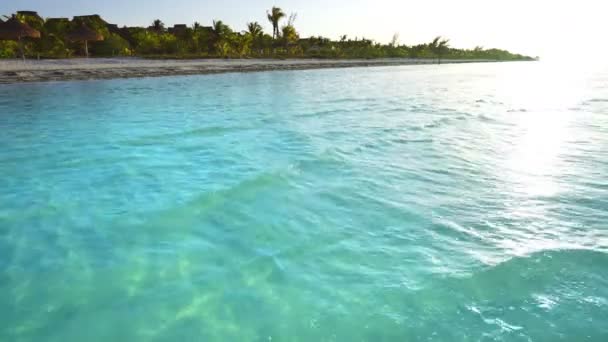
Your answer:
(437, 38), (450, 64)
(246, 22), (264, 53)
(246, 22), (263, 37)
(151, 19), (165, 33)
(430, 36), (450, 64)
(234, 34), (252, 57)
(266, 6), (285, 40)
(211, 20), (232, 56)
(212, 20), (230, 38)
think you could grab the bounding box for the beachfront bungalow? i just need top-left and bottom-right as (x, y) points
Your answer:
(0, 16), (41, 60)
(16, 11), (43, 22)
(72, 15), (123, 42)
(13, 10), (44, 31)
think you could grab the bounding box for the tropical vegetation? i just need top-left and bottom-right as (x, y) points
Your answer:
(0, 9), (534, 61)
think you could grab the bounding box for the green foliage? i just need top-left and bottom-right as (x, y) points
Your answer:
(281, 25), (298, 49)
(92, 32), (131, 56)
(38, 34), (71, 58)
(159, 33), (182, 55)
(129, 30), (181, 55)
(44, 18), (71, 36)
(192, 27), (213, 54)
(0, 41), (18, 58)
(0, 9), (533, 61)
(233, 33), (252, 57)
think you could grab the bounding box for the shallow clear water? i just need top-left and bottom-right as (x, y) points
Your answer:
(1, 62), (608, 341)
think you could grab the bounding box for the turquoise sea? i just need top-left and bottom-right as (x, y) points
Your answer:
(1, 62), (607, 341)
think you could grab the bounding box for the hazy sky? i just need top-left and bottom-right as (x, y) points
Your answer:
(1, 0), (605, 59)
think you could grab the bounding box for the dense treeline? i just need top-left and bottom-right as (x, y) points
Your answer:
(0, 8), (534, 61)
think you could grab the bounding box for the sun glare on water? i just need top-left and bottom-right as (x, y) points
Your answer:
(499, 61), (586, 197)
(484, 60), (604, 257)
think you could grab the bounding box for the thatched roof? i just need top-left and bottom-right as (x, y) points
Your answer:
(73, 14), (105, 21)
(67, 24), (104, 42)
(46, 18), (70, 23)
(17, 11), (43, 22)
(0, 16), (41, 40)
(73, 14), (108, 26)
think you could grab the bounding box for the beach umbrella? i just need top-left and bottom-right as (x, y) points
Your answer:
(67, 24), (104, 57)
(0, 16), (41, 61)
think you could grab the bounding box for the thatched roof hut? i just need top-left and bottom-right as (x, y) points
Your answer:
(0, 16), (41, 60)
(67, 25), (104, 42)
(0, 16), (41, 40)
(16, 11), (44, 30)
(67, 24), (104, 57)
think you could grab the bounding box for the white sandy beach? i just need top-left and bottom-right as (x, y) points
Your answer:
(0, 57), (496, 83)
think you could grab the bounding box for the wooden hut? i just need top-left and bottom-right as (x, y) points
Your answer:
(67, 24), (104, 57)
(0, 16), (41, 60)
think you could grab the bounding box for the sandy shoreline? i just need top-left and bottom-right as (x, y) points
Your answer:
(0, 58), (499, 84)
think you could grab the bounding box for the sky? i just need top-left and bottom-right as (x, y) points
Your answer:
(1, 0), (606, 60)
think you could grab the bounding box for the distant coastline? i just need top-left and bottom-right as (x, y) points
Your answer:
(1, 7), (535, 83)
(0, 58), (529, 84)
(1, 9), (535, 62)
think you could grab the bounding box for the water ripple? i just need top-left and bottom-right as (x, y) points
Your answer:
(1, 63), (607, 341)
